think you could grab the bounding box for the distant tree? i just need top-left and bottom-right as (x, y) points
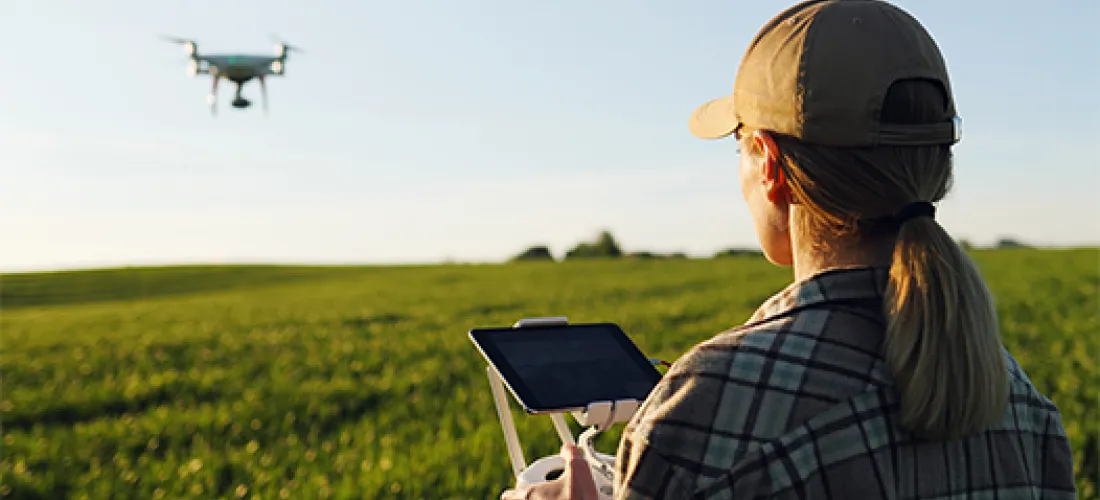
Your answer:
(714, 247), (764, 258)
(511, 245), (555, 262)
(957, 239), (975, 251)
(565, 230), (624, 260)
(593, 231), (623, 258)
(624, 250), (691, 260)
(995, 237), (1030, 249)
(565, 244), (592, 259)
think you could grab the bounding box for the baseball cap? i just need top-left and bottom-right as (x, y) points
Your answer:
(689, 0), (962, 147)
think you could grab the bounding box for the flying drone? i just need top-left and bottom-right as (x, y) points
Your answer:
(161, 36), (302, 115)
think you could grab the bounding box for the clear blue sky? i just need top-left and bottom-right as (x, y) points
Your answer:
(3, 0), (1097, 272)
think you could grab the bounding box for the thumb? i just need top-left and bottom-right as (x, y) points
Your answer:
(561, 442), (585, 462)
(562, 443), (601, 499)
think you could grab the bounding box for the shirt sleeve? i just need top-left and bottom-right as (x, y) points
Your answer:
(612, 335), (781, 499)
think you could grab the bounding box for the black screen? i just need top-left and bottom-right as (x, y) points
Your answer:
(473, 323), (661, 412)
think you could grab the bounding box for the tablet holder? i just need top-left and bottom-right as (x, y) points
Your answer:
(485, 316), (645, 499)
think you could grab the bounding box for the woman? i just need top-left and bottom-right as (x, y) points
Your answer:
(503, 1), (1077, 498)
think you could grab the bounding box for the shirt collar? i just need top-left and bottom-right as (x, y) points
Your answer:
(748, 266), (891, 324)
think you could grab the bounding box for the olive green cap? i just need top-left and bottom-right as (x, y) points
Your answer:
(689, 0), (962, 146)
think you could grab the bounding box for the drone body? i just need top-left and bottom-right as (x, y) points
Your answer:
(163, 37), (301, 115)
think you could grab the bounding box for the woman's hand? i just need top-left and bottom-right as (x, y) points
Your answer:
(500, 443), (602, 500)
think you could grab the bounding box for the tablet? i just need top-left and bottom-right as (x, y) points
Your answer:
(469, 322), (663, 414)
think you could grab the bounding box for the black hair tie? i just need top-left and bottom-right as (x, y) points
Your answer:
(895, 201), (935, 225)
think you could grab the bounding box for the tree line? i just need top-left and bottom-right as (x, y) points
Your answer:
(510, 230), (763, 262)
(511, 231), (1035, 263)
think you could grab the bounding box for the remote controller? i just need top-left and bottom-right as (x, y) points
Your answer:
(472, 317), (660, 500)
(515, 427), (617, 499)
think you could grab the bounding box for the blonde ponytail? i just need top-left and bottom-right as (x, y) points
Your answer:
(885, 211), (1008, 440)
(745, 78), (1010, 441)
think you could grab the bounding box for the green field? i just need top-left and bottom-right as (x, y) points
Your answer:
(2, 249), (1097, 499)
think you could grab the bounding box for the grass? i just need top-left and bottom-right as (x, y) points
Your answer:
(1, 248), (1096, 499)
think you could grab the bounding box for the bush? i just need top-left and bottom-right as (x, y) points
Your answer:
(511, 246), (555, 262)
(714, 248), (764, 258)
(996, 238), (1031, 249)
(627, 251), (690, 260)
(565, 231), (623, 260)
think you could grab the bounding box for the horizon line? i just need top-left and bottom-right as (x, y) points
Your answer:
(3, 243), (1097, 275)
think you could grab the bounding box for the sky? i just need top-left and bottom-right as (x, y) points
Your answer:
(2, 0), (1098, 272)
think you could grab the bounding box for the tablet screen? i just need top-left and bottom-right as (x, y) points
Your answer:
(470, 323), (662, 413)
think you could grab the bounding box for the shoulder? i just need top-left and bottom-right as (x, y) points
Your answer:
(617, 302), (890, 486)
(614, 321), (794, 498)
(999, 350), (1070, 435)
(617, 316), (829, 479)
(627, 305), (879, 444)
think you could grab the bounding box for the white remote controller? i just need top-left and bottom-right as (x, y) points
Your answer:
(473, 317), (657, 500)
(515, 427), (617, 499)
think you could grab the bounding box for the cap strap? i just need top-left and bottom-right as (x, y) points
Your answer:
(895, 201), (936, 225)
(877, 116), (962, 146)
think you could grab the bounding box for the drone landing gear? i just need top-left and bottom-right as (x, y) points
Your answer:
(208, 75), (219, 116)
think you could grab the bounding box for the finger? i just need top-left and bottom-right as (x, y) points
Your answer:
(562, 444), (592, 480)
(505, 481), (564, 500)
(562, 444), (601, 499)
(561, 442), (585, 461)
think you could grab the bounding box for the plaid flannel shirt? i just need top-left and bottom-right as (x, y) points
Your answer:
(614, 266), (1077, 499)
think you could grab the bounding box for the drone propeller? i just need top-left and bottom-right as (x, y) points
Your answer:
(159, 35), (198, 56)
(270, 34), (304, 54)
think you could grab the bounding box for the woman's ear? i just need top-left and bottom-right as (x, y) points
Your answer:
(751, 131), (792, 206)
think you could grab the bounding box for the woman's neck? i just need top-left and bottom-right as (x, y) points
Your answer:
(789, 210), (896, 282)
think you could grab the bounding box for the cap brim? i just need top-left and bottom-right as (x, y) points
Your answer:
(688, 94), (738, 139)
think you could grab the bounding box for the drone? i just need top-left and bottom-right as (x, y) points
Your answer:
(161, 36), (302, 115)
